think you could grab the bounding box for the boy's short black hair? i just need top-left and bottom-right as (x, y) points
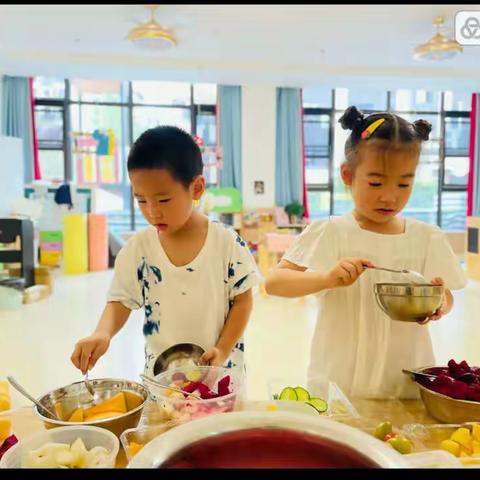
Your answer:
(127, 126), (203, 187)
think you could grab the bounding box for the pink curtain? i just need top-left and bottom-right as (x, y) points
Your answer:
(29, 77), (41, 180)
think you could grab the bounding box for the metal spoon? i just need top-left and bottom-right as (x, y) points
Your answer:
(140, 374), (202, 400)
(402, 369), (437, 381)
(365, 265), (427, 284)
(7, 376), (59, 420)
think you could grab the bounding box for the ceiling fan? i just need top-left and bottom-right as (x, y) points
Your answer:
(127, 5), (177, 50)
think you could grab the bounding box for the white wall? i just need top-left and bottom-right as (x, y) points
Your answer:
(241, 84), (276, 209)
(0, 74), (3, 133)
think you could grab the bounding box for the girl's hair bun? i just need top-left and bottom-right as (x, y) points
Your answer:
(338, 105), (365, 131)
(413, 119), (432, 141)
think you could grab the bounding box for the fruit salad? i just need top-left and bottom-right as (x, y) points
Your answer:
(418, 359), (480, 402)
(154, 368), (239, 423)
(273, 386), (328, 415)
(22, 438), (110, 468)
(372, 421), (413, 454)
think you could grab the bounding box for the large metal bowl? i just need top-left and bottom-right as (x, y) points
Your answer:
(374, 283), (444, 322)
(128, 411), (412, 468)
(412, 366), (480, 424)
(33, 378), (149, 437)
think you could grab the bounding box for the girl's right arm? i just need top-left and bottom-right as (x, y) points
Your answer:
(265, 257), (373, 298)
(71, 302), (131, 374)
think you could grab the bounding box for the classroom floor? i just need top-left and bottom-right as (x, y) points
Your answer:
(2, 270), (480, 400)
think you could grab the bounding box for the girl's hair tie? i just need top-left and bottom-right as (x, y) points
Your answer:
(361, 118), (385, 140)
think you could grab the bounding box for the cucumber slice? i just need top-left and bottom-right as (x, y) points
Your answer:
(185, 369), (203, 382)
(306, 397), (328, 414)
(293, 387), (310, 401)
(278, 387), (298, 401)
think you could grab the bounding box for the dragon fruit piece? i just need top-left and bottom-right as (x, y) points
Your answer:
(0, 435), (18, 460)
(460, 360), (471, 372)
(217, 375), (231, 397)
(182, 381), (202, 396)
(450, 380), (469, 400)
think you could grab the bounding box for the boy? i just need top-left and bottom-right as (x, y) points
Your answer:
(71, 126), (258, 375)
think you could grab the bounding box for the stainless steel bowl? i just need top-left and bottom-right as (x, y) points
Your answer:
(374, 283), (444, 322)
(128, 411), (411, 468)
(33, 378), (149, 437)
(152, 343), (205, 375)
(412, 366), (480, 424)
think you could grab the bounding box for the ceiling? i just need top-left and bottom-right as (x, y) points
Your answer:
(0, 4), (479, 89)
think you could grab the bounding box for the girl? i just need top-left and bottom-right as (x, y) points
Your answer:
(265, 106), (467, 399)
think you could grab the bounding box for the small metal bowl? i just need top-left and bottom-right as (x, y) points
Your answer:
(374, 283), (444, 322)
(33, 378), (149, 437)
(152, 343), (205, 375)
(411, 366), (480, 424)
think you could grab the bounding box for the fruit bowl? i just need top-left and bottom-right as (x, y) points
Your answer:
(411, 361), (480, 424)
(374, 283), (444, 322)
(145, 366), (244, 424)
(33, 379), (149, 437)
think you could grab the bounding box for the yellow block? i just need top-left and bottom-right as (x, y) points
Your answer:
(0, 416), (11, 441)
(40, 250), (62, 267)
(63, 213), (88, 275)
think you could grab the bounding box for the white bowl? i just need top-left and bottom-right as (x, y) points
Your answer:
(0, 425), (119, 468)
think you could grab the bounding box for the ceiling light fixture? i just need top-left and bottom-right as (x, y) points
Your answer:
(413, 16), (463, 61)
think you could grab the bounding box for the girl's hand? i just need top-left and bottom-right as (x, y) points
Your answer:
(200, 346), (229, 367)
(418, 277), (447, 325)
(324, 258), (374, 289)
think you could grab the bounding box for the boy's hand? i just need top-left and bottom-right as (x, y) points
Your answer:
(324, 258), (373, 289)
(200, 346), (229, 368)
(418, 277), (448, 324)
(71, 332), (111, 374)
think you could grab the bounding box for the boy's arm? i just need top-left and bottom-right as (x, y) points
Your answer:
(201, 289), (253, 367)
(71, 301), (131, 374)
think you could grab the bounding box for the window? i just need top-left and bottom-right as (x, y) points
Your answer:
(33, 77), (218, 235)
(303, 88), (472, 231)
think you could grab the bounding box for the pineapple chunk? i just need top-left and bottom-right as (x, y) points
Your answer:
(451, 427), (472, 450)
(472, 424), (480, 442)
(440, 439), (461, 457)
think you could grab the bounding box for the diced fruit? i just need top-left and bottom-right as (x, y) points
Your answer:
(383, 432), (396, 442)
(472, 424), (480, 442)
(0, 382), (9, 397)
(472, 440), (480, 456)
(0, 435), (18, 460)
(451, 427), (472, 450)
(84, 411), (123, 422)
(387, 435), (412, 454)
(0, 417), (12, 442)
(186, 369), (203, 382)
(440, 439), (461, 457)
(123, 391), (144, 411)
(373, 421), (393, 441)
(68, 408), (84, 423)
(293, 387), (310, 401)
(128, 442), (144, 458)
(217, 376), (231, 397)
(83, 392), (127, 418)
(0, 395), (10, 412)
(306, 398), (328, 414)
(279, 387), (298, 401)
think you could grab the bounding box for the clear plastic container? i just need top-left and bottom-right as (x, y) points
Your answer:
(402, 422), (480, 468)
(403, 451), (462, 468)
(145, 366), (244, 424)
(0, 426), (119, 468)
(120, 421), (178, 463)
(267, 375), (360, 419)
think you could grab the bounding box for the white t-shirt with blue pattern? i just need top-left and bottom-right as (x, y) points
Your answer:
(107, 220), (259, 374)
